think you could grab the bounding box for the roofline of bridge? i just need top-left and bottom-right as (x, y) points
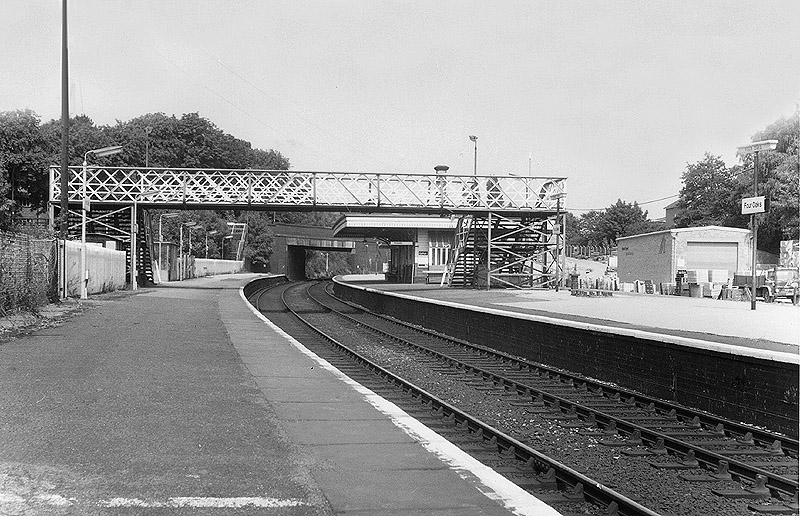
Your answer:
(51, 200), (561, 217)
(51, 164), (568, 181)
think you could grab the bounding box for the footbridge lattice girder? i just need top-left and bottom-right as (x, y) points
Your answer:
(50, 166), (567, 289)
(50, 166), (566, 215)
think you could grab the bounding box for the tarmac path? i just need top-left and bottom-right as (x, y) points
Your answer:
(0, 279), (332, 515)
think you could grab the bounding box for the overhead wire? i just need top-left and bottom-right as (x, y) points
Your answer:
(569, 194), (679, 213)
(203, 52), (397, 171)
(157, 51), (337, 167)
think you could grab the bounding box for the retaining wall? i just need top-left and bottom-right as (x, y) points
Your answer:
(194, 258), (244, 277)
(242, 275), (288, 299)
(333, 280), (799, 438)
(64, 240), (127, 296)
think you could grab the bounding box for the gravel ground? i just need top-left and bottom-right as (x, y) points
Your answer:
(316, 321), (791, 516)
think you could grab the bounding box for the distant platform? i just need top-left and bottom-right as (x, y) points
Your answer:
(337, 276), (799, 360)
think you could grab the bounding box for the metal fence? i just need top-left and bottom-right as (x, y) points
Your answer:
(0, 230), (58, 311)
(565, 244), (614, 259)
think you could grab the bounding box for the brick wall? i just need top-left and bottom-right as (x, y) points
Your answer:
(618, 227), (752, 285)
(618, 231), (673, 283)
(334, 282), (799, 438)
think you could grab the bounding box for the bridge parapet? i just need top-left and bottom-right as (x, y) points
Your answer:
(50, 166), (566, 215)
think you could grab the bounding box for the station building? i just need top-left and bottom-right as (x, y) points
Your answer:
(333, 214), (458, 284)
(616, 225), (752, 285)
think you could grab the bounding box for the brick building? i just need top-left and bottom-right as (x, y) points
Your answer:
(616, 226), (752, 285)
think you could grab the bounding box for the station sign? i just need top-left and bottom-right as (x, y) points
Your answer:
(741, 196), (766, 215)
(736, 140), (779, 156)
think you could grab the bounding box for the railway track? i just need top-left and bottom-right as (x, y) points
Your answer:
(250, 280), (799, 516)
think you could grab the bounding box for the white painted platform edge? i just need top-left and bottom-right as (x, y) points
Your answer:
(239, 286), (562, 516)
(335, 279), (800, 365)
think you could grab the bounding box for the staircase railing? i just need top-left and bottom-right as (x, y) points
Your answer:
(443, 215), (473, 286)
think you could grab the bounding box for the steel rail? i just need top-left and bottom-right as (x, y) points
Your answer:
(327, 283), (799, 455)
(316, 282), (799, 498)
(278, 281), (663, 516)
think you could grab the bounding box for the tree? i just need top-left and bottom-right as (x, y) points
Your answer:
(576, 200), (658, 246)
(671, 113), (799, 254)
(0, 110), (49, 229)
(563, 211), (585, 246)
(673, 153), (742, 228)
(749, 113), (800, 253)
(241, 212), (275, 269)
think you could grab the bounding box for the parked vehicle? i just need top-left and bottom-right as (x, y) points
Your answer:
(735, 267), (800, 304)
(765, 267), (800, 304)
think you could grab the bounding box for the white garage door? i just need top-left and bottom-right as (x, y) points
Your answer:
(685, 242), (739, 272)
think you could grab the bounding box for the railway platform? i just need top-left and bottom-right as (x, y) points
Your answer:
(333, 275), (799, 438)
(340, 275), (798, 356)
(0, 273), (558, 516)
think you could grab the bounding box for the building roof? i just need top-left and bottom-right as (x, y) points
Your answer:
(333, 214), (458, 240)
(663, 199), (681, 210)
(616, 225), (751, 242)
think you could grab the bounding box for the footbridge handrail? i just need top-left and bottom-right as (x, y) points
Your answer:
(50, 166), (567, 214)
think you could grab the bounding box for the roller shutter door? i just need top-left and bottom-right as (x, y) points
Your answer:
(685, 242), (738, 273)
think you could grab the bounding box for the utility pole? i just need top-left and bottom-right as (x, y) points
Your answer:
(59, 0), (69, 237)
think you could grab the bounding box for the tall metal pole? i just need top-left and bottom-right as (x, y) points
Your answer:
(555, 197), (561, 292)
(158, 216), (164, 273)
(487, 212), (492, 291)
(131, 201), (138, 290)
(60, 0), (69, 237)
(473, 139), (478, 176)
(750, 151), (759, 311)
(80, 157), (88, 299)
(179, 225), (184, 281)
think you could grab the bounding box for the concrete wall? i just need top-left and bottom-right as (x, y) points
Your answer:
(673, 227), (751, 274)
(194, 258), (244, 277)
(64, 240), (126, 297)
(618, 227), (752, 284)
(333, 280), (799, 438)
(618, 231), (674, 284)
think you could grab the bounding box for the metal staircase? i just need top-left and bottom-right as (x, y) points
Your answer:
(444, 212), (563, 289)
(137, 211), (156, 286)
(442, 216), (473, 286)
(51, 166), (566, 290)
(227, 222), (247, 261)
(65, 205), (157, 287)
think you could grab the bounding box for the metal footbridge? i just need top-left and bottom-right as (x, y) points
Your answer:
(49, 166), (567, 289)
(50, 166), (565, 214)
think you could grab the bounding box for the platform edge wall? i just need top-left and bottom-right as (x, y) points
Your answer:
(332, 282), (799, 438)
(242, 275), (289, 299)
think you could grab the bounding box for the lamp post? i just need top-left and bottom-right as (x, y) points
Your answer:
(736, 139), (778, 311)
(222, 235), (233, 260)
(205, 230), (218, 259)
(144, 126), (152, 168)
(158, 212), (179, 273)
(188, 226), (197, 256)
(179, 221), (196, 280)
(553, 192), (567, 292)
(81, 145), (123, 299)
(467, 135), (479, 206)
(469, 135), (478, 175)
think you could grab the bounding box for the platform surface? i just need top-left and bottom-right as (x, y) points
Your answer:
(0, 273), (557, 516)
(340, 275), (799, 357)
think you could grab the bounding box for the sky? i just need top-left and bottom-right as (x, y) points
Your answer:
(2, 1), (799, 217)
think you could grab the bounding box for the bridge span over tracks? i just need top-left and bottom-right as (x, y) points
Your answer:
(49, 166), (568, 289)
(50, 166), (566, 215)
